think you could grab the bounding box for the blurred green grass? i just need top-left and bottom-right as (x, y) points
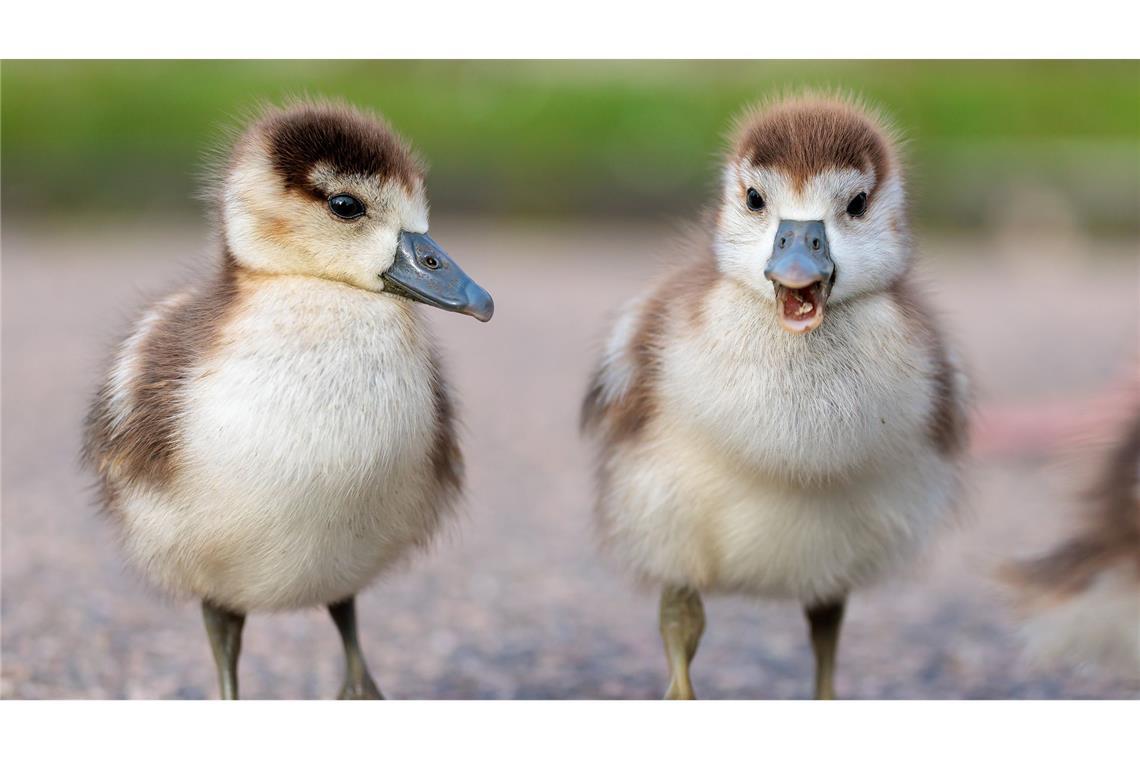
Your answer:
(2, 60), (1138, 232)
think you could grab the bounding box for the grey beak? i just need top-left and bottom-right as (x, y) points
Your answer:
(382, 231), (494, 322)
(764, 220), (834, 289)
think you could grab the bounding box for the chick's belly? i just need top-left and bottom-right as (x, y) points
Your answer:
(148, 330), (449, 610)
(125, 369), (443, 611)
(121, 460), (444, 612)
(600, 436), (956, 601)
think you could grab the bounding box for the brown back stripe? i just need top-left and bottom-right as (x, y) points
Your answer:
(82, 252), (242, 507)
(888, 279), (968, 457)
(582, 252), (721, 447)
(427, 351), (464, 498)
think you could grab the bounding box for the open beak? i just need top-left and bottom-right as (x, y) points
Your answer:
(382, 231), (494, 322)
(764, 219), (835, 335)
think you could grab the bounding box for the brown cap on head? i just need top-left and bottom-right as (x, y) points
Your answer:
(730, 95), (898, 193)
(254, 101), (425, 198)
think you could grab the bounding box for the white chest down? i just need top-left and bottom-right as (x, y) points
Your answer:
(600, 292), (961, 602)
(119, 278), (453, 612)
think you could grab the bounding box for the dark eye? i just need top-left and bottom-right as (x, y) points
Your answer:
(746, 187), (765, 212)
(846, 192), (868, 217)
(422, 255), (440, 270)
(328, 194), (365, 220)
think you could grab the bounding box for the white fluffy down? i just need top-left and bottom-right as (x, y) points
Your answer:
(114, 276), (453, 612)
(593, 278), (966, 602)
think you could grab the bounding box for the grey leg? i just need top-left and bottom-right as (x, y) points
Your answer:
(804, 598), (846, 700)
(328, 597), (383, 699)
(659, 586), (705, 700)
(202, 600), (245, 700)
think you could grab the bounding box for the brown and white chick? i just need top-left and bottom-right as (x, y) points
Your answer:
(582, 95), (969, 699)
(83, 101), (493, 699)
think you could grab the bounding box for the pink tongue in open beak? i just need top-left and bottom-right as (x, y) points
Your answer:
(775, 283), (825, 334)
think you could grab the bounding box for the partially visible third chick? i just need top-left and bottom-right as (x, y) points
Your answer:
(1008, 407), (1140, 678)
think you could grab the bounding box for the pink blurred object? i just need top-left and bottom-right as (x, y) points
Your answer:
(973, 374), (1140, 459)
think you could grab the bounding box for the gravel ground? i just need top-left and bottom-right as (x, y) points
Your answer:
(2, 219), (1137, 699)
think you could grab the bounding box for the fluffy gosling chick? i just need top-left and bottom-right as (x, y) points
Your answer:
(582, 95), (969, 699)
(83, 102), (493, 699)
(1008, 408), (1140, 677)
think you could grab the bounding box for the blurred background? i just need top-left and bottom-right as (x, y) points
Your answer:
(2, 61), (1138, 698)
(3, 60), (1139, 231)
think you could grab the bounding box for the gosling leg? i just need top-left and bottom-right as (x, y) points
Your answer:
(202, 600), (245, 700)
(328, 597), (383, 700)
(659, 586), (705, 700)
(804, 598), (846, 700)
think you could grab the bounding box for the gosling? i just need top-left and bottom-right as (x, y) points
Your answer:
(83, 101), (493, 699)
(582, 94), (969, 699)
(1008, 406), (1140, 678)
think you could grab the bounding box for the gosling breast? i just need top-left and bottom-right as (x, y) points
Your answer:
(84, 261), (461, 612)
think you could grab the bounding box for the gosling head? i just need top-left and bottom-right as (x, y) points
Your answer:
(219, 101), (493, 321)
(714, 95), (907, 334)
